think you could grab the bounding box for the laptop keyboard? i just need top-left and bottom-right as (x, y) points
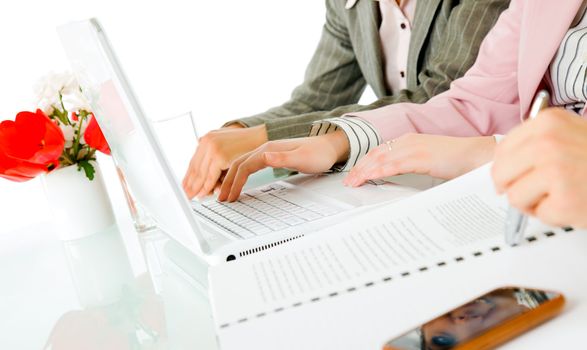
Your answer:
(191, 183), (342, 239)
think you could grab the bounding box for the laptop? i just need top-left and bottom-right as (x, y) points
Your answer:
(58, 19), (353, 264)
(56, 19), (414, 265)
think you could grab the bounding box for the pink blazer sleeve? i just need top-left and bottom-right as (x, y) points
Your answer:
(350, 0), (524, 142)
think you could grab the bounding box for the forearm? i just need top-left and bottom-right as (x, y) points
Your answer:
(257, 82), (467, 141)
(260, 92), (447, 141)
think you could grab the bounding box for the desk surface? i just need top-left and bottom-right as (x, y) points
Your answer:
(4, 169), (581, 350)
(0, 221), (222, 349)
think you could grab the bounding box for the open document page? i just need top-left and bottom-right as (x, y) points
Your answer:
(207, 166), (587, 350)
(211, 223), (585, 350)
(209, 165), (509, 323)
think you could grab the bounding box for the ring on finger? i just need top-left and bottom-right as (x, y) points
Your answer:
(385, 139), (395, 152)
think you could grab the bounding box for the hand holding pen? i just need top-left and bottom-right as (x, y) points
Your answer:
(503, 90), (550, 246)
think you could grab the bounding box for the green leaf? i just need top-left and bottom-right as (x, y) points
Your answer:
(78, 161), (96, 181)
(51, 107), (70, 126)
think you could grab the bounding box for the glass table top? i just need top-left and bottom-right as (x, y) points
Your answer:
(1, 167), (290, 350)
(1, 221), (219, 350)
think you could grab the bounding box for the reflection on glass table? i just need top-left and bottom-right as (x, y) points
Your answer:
(45, 225), (162, 349)
(1, 221), (219, 350)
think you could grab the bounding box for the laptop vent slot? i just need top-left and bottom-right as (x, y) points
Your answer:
(238, 234), (305, 258)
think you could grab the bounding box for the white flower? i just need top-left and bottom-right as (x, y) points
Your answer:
(60, 124), (76, 148)
(34, 71), (77, 99)
(37, 98), (57, 116)
(33, 71), (82, 113)
(62, 89), (91, 113)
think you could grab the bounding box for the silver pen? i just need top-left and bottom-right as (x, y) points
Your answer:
(504, 90), (550, 246)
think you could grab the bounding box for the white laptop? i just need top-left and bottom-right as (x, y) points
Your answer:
(56, 19), (423, 265)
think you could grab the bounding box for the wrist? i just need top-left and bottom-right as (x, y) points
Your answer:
(250, 124), (268, 146)
(470, 136), (497, 169)
(239, 124), (269, 152)
(324, 130), (350, 163)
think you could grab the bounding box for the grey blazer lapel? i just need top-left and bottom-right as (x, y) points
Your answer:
(348, 0), (387, 97)
(406, 0), (442, 88)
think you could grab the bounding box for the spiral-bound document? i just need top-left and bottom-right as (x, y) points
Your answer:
(207, 165), (584, 349)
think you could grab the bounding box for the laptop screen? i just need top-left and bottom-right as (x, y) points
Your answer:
(57, 19), (209, 255)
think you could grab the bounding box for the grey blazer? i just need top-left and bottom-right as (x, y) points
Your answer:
(231, 0), (511, 140)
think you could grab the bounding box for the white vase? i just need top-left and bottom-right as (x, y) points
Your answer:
(42, 162), (116, 241)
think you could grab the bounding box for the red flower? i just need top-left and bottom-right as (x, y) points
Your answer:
(84, 114), (111, 155)
(71, 112), (79, 122)
(0, 109), (65, 182)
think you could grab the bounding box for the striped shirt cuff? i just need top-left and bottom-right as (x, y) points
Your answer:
(309, 117), (382, 171)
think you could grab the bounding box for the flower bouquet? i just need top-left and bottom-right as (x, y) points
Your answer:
(0, 72), (116, 240)
(0, 72), (110, 182)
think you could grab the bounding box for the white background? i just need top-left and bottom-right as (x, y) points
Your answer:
(0, 0), (376, 234)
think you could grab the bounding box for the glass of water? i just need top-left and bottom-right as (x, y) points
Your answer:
(114, 111), (198, 233)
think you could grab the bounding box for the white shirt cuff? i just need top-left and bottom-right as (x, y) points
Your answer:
(309, 116), (382, 171)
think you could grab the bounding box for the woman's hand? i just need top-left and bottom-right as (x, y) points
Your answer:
(218, 131), (349, 202)
(492, 108), (587, 228)
(182, 124), (267, 199)
(344, 134), (496, 187)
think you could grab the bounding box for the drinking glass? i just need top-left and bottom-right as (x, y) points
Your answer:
(114, 111), (198, 233)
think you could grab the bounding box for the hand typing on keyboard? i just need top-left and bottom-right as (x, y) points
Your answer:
(217, 132), (349, 202)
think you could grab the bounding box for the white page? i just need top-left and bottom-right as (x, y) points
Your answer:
(209, 164), (519, 327)
(215, 226), (586, 350)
